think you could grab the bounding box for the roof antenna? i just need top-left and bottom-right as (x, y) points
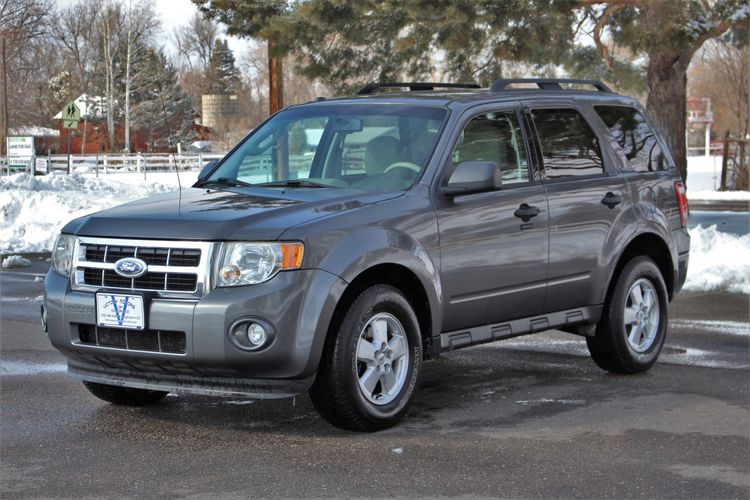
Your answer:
(151, 54), (183, 211)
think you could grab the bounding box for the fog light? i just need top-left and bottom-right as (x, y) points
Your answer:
(247, 323), (268, 346)
(227, 318), (275, 351)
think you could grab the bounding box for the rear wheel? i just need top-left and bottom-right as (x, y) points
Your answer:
(310, 284), (422, 431)
(83, 381), (168, 406)
(587, 256), (669, 374)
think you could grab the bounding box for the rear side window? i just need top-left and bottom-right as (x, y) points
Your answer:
(531, 108), (604, 179)
(595, 105), (666, 172)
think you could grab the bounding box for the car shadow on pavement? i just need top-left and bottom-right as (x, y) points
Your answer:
(81, 345), (645, 437)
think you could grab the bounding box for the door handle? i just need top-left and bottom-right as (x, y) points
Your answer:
(514, 203), (540, 222)
(601, 192), (622, 209)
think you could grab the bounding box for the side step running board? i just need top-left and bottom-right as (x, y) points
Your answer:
(440, 306), (602, 352)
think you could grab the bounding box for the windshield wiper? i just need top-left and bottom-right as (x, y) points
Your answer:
(197, 177), (255, 188)
(256, 179), (333, 188)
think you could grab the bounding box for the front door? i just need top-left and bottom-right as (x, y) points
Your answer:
(436, 107), (549, 332)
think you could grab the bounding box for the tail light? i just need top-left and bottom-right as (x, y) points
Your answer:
(674, 181), (688, 227)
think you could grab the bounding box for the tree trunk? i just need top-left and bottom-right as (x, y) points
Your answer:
(0, 36), (7, 157)
(107, 66), (115, 150)
(124, 0), (132, 153)
(268, 40), (284, 115)
(646, 53), (689, 184)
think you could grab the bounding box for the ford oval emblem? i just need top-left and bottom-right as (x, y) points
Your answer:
(113, 257), (148, 278)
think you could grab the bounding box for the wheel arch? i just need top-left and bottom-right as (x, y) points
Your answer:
(604, 232), (676, 305)
(327, 263), (438, 360)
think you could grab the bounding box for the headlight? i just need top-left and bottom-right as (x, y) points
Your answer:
(217, 242), (304, 287)
(52, 233), (75, 277)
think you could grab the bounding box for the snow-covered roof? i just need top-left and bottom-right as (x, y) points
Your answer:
(52, 94), (107, 120)
(9, 126), (60, 137)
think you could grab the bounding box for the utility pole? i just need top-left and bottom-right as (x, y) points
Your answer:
(0, 36), (8, 157)
(268, 40), (283, 115)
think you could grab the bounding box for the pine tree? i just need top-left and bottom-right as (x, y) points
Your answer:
(131, 48), (195, 151)
(206, 39), (240, 94)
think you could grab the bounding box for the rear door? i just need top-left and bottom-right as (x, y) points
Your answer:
(436, 105), (549, 332)
(525, 102), (630, 312)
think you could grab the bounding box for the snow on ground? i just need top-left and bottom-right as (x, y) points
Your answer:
(687, 156), (749, 202)
(687, 155), (723, 192)
(0, 171), (748, 294)
(0, 172), (193, 254)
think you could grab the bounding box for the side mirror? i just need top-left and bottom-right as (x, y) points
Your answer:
(441, 161), (501, 197)
(197, 160), (218, 182)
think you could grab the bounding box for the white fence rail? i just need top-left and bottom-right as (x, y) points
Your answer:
(2, 153), (226, 177)
(687, 145), (723, 157)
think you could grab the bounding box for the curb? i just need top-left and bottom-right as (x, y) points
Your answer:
(689, 199), (749, 212)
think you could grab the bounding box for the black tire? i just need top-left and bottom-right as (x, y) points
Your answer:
(83, 381), (168, 406)
(587, 256), (669, 374)
(309, 284), (422, 432)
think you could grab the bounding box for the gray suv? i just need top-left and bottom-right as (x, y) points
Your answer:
(44, 79), (690, 431)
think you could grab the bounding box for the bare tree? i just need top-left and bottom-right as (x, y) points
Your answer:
(50, 0), (103, 152)
(172, 12), (219, 108)
(690, 41), (750, 140)
(0, 0), (54, 153)
(173, 12), (218, 73)
(96, 1), (124, 149)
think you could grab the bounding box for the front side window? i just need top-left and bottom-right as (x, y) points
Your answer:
(595, 105), (666, 172)
(531, 108), (604, 179)
(451, 111), (530, 185)
(205, 104), (447, 192)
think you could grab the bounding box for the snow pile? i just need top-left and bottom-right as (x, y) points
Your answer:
(1, 255), (31, 269)
(0, 173), (181, 253)
(684, 225), (750, 294)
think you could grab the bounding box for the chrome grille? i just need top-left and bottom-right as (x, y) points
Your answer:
(72, 237), (215, 298)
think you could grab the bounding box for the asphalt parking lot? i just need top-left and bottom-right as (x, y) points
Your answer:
(1, 255), (748, 499)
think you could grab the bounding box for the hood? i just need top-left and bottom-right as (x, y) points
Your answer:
(63, 187), (403, 241)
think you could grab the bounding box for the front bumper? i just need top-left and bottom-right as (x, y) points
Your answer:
(45, 267), (347, 398)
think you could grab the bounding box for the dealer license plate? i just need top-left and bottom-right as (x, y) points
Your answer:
(96, 293), (145, 330)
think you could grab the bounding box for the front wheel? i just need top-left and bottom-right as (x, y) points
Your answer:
(83, 381), (168, 406)
(310, 285), (422, 431)
(587, 256), (669, 374)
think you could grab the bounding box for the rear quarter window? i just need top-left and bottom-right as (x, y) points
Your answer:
(595, 105), (666, 172)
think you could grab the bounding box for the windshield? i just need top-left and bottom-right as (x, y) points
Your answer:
(203, 104), (448, 191)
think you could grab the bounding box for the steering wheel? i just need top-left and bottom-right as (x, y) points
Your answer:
(384, 162), (421, 174)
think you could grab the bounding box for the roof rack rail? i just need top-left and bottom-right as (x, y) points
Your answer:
(490, 78), (612, 93)
(356, 82), (481, 95)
